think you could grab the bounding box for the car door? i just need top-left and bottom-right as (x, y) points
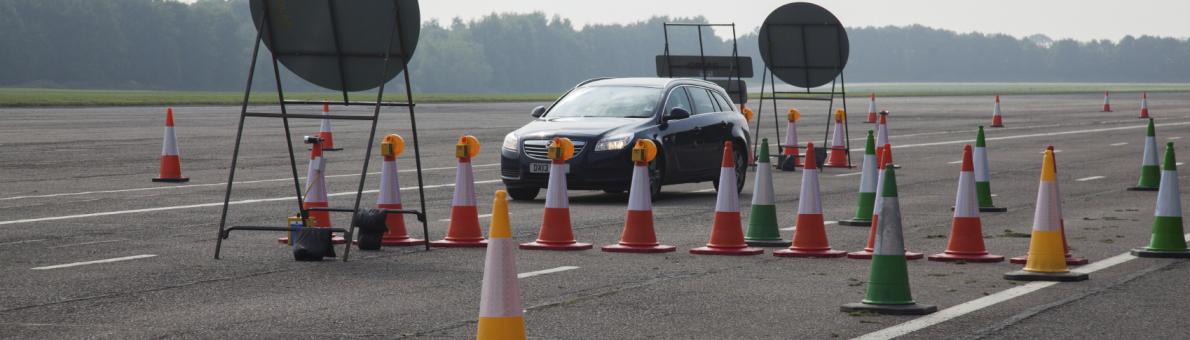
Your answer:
(657, 86), (707, 179)
(688, 86), (732, 171)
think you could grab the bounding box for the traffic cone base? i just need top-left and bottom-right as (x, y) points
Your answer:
(521, 207), (592, 251)
(603, 210), (676, 252)
(377, 203), (423, 246)
(1010, 255), (1088, 265)
(928, 253), (1004, 263)
(841, 302), (938, 315)
(745, 239), (791, 247)
(477, 317), (525, 340)
(430, 239), (488, 247)
(1131, 248), (1190, 258)
(603, 244), (676, 253)
(152, 156), (189, 183)
(521, 241), (592, 250)
(980, 206), (1008, 212)
(432, 205), (488, 247)
(846, 250), (923, 260)
(837, 219), (871, 227)
(1004, 270), (1088, 282)
(151, 178), (189, 183)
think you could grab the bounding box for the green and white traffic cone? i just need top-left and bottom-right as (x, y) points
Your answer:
(973, 126), (1007, 212)
(1128, 119), (1160, 191)
(1132, 142), (1190, 258)
(839, 131), (877, 226)
(746, 140), (789, 247)
(841, 162), (937, 315)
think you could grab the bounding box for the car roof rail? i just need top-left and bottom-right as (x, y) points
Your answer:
(576, 77), (614, 88)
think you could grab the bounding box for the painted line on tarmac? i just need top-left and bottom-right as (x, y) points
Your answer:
(518, 266), (579, 279)
(781, 221), (836, 231)
(0, 239), (46, 247)
(0, 163), (499, 202)
(31, 254), (157, 270)
(1075, 176), (1106, 182)
(438, 214), (493, 222)
(834, 172), (862, 177)
(1169, 136), (1182, 140)
(947, 160), (963, 164)
(854, 233), (1189, 340)
(0, 180), (501, 226)
(688, 188), (716, 193)
(1110, 142), (1128, 146)
(47, 239), (128, 249)
(891, 121), (1190, 150)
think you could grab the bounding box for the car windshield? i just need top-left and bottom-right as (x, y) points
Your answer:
(545, 86), (661, 118)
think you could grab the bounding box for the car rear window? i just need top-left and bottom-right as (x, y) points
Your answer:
(712, 91), (735, 112)
(690, 87), (717, 114)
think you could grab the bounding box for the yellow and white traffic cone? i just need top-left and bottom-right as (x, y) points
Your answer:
(1004, 148), (1088, 282)
(376, 134), (422, 246)
(476, 190), (526, 340)
(153, 108), (189, 182)
(432, 135), (487, 247)
(318, 101), (342, 151)
(522, 137), (591, 250)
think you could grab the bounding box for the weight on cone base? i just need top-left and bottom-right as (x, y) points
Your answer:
(840, 302), (937, 315)
(1131, 248), (1190, 258)
(745, 239), (791, 247)
(1004, 270), (1088, 282)
(979, 206), (1007, 212)
(602, 244), (676, 253)
(837, 219), (872, 227)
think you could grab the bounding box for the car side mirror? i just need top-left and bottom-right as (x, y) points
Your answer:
(531, 106), (546, 118)
(666, 107), (690, 121)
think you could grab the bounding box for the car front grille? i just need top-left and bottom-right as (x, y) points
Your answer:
(522, 139), (586, 161)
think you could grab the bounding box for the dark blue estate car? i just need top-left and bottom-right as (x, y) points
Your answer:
(500, 77), (751, 200)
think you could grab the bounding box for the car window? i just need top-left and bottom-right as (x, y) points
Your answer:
(546, 86), (661, 118)
(690, 87), (718, 115)
(712, 91), (735, 112)
(663, 86), (692, 114)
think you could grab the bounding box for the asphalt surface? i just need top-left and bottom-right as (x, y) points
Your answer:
(1, 93), (1188, 339)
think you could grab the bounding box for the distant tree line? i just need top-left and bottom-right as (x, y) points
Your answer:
(2, 0), (1188, 93)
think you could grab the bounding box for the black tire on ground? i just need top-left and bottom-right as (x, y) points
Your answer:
(506, 187), (540, 201)
(650, 147), (664, 201)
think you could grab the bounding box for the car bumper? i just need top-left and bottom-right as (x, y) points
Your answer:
(500, 145), (635, 191)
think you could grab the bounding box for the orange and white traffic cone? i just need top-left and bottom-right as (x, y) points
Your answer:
(522, 137), (592, 251)
(866, 93), (878, 123)
(376, 134), (422, 246)
(1011, 145), (1087, 265)
(604, 140), (675, 253)
(279, 136), (345, 244)
(824, 109), (851, 168)
(318, 101), (342, 151)
(432, 135), (487, 247)
(1139, 92), (1150, 118)
(991, 95), (1004, 128)
(874, 110), (899, 168)
(153, 108), (189, 183)
(1004, 148), (1089, 281)
(848, 145), (924, 260)
(928, 145), (1004, 262)
(476, 190), (526, 340)
(1102, 91), (1112, 112)
(778, 108), (801, 171)
(691, 141), (764, 256)
(775, 143), (847, 258)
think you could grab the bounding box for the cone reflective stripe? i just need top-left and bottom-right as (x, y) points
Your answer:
(604, 140), (675, 253)
(432, 136), (487, 247)
(317, 102), (342, 151)
(745, 140), (789, 247)
(778, 109), (801, 171)
(522, 137), (591, 250)
(973, 126), (1007, 212)
(1129, 119), (1160, 191)
(377, 134), (422, 246)
(929, 145), (1004, 262)
(848, 145), (923, 260)
(691, 141), (763, 255)
(1139, 92), (1149, 118)
(1132, 143), (1190, 258)
(839, 131), (877, 227)
(866, 93), (878, 123)
(1005, 149), (1088, 282)
(153, 108), (189, 182)
(824, 109), (850, 168)
(476, 190), (526, 340)
(841, 164), (937, 315)
(1103, 91), (1112, 112)
(990, 95), (1004, 127)
(775, 143), (846, 258)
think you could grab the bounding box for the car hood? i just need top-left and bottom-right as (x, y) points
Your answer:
(513, 117), (648, 139)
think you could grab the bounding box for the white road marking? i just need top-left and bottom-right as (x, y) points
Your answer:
(31, 254), (157, 270)
(517, 266), (579, 279)
(47, 239), (128, 249)
(0, 163), (499, 201)
(947, 160), (963, 164)
(0, 180), (501, 226)
(1110, 142), (1128, 146)
(893, 121), (1190, 150)
(1178, 162), (1185, 166)
(834, 172), (863, 177)
(854, 234), (1190, 340)
(780, 221), (836, 231)
(1075, 176), (1106, 182)
(688, 188), (716, 193)
(0, 239), (46, 247)
(438, 214), (493, 222)
(1169, 136), (1182, 140)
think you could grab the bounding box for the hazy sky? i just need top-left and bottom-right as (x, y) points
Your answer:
(418, 0), (1190, 41)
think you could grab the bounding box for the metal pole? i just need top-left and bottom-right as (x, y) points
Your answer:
(696, 25), (706, 80)
(215, 7), (266, 259)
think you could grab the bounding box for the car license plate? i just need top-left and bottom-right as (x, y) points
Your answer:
(530, 163), (550, 173)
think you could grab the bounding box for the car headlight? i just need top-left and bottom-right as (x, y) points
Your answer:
(502, 133), (518, 152)
(594, 133), (633, 152)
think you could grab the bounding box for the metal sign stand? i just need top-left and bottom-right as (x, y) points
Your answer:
(214, 0), (429, 261)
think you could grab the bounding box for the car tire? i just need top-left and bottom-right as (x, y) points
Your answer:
(649, 149), (664, 201)
(506, 187), (540, 201)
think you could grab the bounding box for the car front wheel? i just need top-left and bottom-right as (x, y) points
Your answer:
(506, 186), (540, 201)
